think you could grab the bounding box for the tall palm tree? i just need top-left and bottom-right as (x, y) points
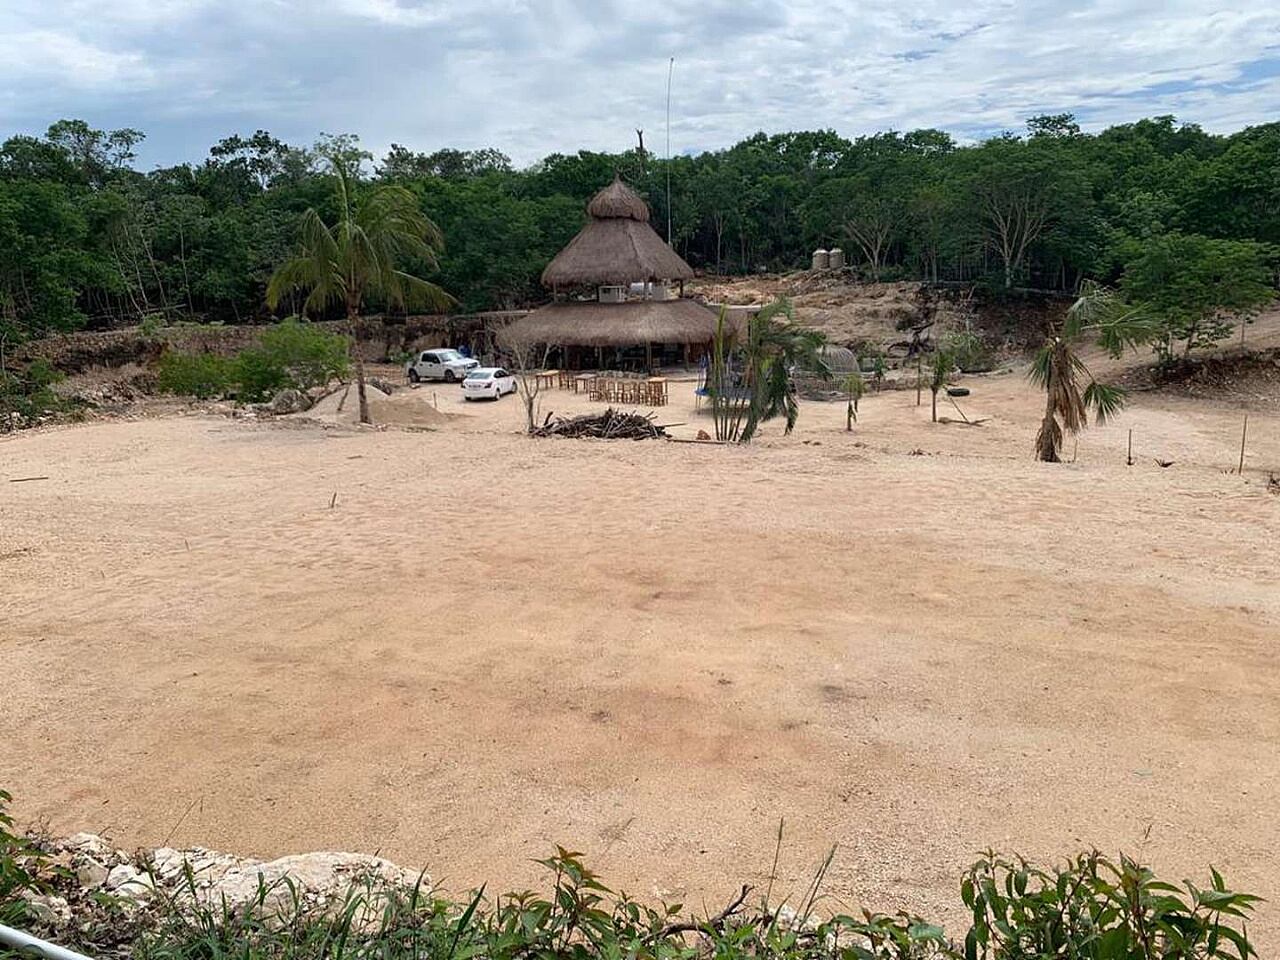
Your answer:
(1030, 282), (1153, 462)
(266, 150), (452, 423)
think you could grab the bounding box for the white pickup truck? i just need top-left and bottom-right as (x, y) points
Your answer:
(406, 348), (479, 383)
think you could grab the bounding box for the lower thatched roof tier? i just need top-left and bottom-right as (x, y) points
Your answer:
(541, 218), (695, 288)
(504, 298), (719, 347)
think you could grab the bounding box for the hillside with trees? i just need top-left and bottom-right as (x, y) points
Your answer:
(1, 114), (1276, 348)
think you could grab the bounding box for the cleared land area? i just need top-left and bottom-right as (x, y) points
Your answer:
(3, 356), (1279, 944)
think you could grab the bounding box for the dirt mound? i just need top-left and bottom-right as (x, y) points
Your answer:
(296, 383), (456, 428)
(691, 274), (980, 352)
(1120, 348), (1280, 406)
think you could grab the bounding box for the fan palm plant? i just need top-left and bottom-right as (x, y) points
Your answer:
(1030, 282), (1153, 462)
(266, 150), (452, 423)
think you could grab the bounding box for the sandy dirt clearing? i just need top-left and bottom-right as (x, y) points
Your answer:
(3, 368), (1278, 944)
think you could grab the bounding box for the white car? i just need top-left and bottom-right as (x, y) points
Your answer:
(461, 367), (517, 401)
(406, 348), (479, 383)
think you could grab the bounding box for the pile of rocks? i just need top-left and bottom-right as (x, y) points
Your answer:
(21, 832), (429, 934)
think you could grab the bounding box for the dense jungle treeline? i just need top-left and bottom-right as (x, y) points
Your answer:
(1, 114), (1276, 347)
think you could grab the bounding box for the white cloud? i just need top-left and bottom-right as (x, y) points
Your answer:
(0, 30), (150, 88)
(0, 0), (1276, 165)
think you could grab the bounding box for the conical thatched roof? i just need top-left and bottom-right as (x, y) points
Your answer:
(541, 178), (694, 288)
(504, 298), (719, 347)
(586, 178), (651, 221)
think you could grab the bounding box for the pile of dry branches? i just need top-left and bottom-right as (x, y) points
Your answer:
(532, 407), (669, 440)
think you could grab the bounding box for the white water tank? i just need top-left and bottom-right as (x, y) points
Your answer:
(811, 249), (830, 270)
(829, 247), (846, 269)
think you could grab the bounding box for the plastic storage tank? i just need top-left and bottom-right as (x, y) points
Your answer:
(828, 247), (846, 269)
(811, 249), (830, 270)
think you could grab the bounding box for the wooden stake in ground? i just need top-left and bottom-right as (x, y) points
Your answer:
(1127, 428), (1133, 467)
(1238, 414), (1249, 475)
(916, 355), (923, 406)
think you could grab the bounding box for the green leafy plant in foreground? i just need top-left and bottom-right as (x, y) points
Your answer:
(0, 789), (52, 927)
(44, 847), (1259, 960)
(962, 850), (1260, 960)
(0, 793), (1259, 960)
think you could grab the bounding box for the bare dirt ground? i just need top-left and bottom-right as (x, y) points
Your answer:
(4, 344), (1279, 945)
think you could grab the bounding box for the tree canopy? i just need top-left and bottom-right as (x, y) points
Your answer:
(0, 114), (1276, 354)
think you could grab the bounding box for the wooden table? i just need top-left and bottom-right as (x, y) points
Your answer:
(534, 370), (559, 390)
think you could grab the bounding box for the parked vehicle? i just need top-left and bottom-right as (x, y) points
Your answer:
(461, 367), (517, 401)
(406, 349), (479, 383)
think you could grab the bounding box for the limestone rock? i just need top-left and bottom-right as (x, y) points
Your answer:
(146, 847), (427, 917)
(22, 894), (71, 926)
(66, 832), (115, 861)
(266, 388), (312, 415)
(75, 858), (110, 890)
(105, 864), (155, 900)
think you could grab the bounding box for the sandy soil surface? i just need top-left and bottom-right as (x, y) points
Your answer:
(4, 353), (1279, 945)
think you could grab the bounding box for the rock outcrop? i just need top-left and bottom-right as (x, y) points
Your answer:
(25, 832), (430, 932)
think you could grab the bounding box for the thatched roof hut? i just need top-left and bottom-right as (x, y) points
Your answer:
(541, 178), (696, 290)
(505, 298), (718, 347)
(506, 177), (715, 353)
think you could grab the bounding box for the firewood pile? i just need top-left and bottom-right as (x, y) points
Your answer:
(533, 407), (669, 440)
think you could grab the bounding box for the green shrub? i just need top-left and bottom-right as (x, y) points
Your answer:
(944, 330), (994, 373)
(0, 359), (66, 429)
(253, 320), (349, 391)
(230, 349), (289, 402)
(139, 312), (166, 340)
(156, 322), (348, 402)
(963, 850), (1261, 959)
(156, 351), (234, 399)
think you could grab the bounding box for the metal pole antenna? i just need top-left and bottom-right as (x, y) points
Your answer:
(665, 56), (674, 245)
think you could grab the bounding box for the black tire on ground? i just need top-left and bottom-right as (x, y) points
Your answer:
(946, 387), (970, 397)
(408, 369), (420, 384)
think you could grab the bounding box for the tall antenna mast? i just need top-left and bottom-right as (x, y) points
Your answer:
(665, 56), (674, 245)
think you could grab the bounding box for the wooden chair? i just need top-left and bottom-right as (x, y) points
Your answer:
(646, 377), (668, 406)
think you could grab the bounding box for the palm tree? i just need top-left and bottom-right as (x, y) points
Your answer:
(928, 348), (955, 424)
(842, 372), (865, 431)
(709, 299), (829, 442)
(1030, 282), (1153, 462)
(266, 150), (452, 424)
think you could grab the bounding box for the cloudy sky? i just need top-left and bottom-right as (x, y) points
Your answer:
(1, 0), (1277, 168)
